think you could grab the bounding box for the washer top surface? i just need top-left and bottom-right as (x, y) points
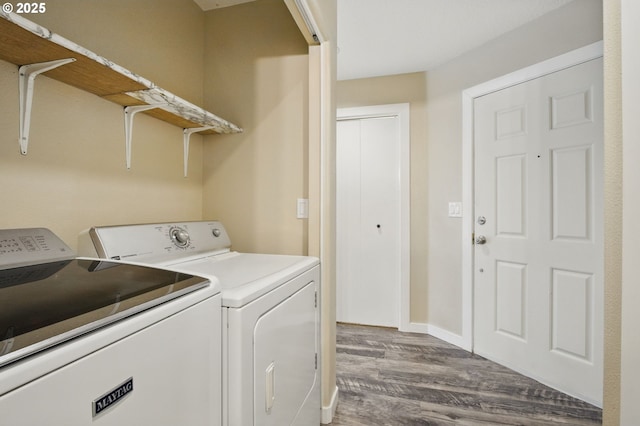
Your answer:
(168, 252), (318, 307)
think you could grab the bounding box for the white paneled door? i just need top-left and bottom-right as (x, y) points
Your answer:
(336, 113), (401, 328)
(473, 58), (603, 405)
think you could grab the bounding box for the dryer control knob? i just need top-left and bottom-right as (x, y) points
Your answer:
(212, 228), (221, 238)
(170, 227), (190, 247)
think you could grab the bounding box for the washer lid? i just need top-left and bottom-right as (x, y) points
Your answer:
(0, 259), (212, 368)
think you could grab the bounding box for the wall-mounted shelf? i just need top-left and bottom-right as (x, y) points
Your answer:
(0, 11), (242, 175)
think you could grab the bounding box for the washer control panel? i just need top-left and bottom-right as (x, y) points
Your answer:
(81, 221), (232, 264)
(0, 228), (74, 270)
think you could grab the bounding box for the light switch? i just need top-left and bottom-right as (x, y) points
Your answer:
(448, 202), (462, 218)
(297, 198), (309, 219)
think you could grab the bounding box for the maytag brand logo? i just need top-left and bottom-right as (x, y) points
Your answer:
(92, 377), (133, 417)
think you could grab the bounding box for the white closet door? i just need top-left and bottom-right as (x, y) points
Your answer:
(337, 115), (400, 328)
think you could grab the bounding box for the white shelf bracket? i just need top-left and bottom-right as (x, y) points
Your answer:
(18, 58), (76, 155)
(123, 104), (166, 169)
(182, 126), (215, 177)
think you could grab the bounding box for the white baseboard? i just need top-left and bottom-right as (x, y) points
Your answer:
(400, 322), (470, 351)
(321, 385), (339, 424)
(400, 321), (430, 334)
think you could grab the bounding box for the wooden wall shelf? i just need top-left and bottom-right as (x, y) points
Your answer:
(0, 11), (242, 174)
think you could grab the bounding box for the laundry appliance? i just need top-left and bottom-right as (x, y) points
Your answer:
(0, 227), (222, 425)
(79, 221), (321, 426)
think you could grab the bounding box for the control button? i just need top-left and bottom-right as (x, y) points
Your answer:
(170, 227), (190, 248)
(212, 228), (221, 238)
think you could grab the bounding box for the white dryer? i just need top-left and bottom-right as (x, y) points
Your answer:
(79, 221), (321, 426)
(0, 228), (222, 426)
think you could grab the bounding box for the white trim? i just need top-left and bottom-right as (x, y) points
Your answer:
(321, 385), (339, 424)
(400, 321), (430, 335)
(460, 41), (604, 351)
(336, 103), (411, 332)
(293, 0), (325, 43)
(403, 322), (467, 350)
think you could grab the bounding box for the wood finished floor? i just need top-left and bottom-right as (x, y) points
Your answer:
(331, 323), (602, 426)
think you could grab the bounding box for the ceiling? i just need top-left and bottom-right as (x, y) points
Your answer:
(193, 0), (576, 81)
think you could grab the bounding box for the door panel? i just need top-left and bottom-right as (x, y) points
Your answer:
(336, 120), (361, 325)
(552, 146), (592, 240)
(551, 268), (592, 359)
(495, 260), (526, 339)
(496, 154), (526, 236)
(473, 58), (603, 405)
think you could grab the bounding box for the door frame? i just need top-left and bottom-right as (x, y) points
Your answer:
(460, 41), (603, 351)
(336, 103), (411, 331)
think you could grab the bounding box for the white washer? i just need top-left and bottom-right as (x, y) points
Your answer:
(0, 228), (222, 426)
(79, 221), (321, 426)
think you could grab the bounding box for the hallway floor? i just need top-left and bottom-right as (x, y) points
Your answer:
(331, 323), (602, 425)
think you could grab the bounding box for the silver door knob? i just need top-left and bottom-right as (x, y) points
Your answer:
(475, 235), (487, 245)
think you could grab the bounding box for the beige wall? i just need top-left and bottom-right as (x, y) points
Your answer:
(0, 0), (206, 249)
(202, 0), (310, 255)
(337, 0), (603, 335)
(33, 0), (206, 104)
(603, 0), (621, 423)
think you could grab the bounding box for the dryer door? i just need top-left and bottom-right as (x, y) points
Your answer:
(253, 280), (318, 426)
